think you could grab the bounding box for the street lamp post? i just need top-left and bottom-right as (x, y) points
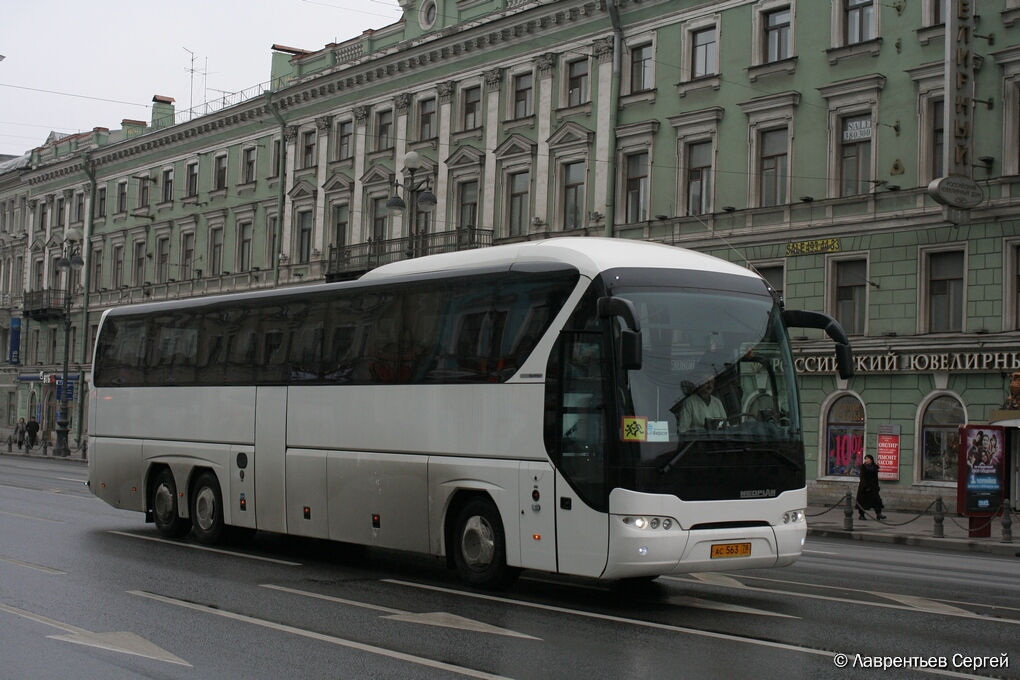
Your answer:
(387, 151), (437, 258)
(53, 228), (84, 458)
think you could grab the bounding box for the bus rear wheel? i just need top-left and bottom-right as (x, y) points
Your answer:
(190, 472), (224, 545)
(452, 498), (516, 589)
(151, 469), (190, 538)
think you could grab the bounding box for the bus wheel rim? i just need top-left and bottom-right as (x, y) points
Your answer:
(195, 487), (217, 531)
(461, 515), (495, 569)
(154, 483), (174, 524)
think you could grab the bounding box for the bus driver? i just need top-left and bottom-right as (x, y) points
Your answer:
(674, 367), (727, 431)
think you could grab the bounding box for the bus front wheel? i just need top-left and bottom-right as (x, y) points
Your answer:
(452, 498), (516, 589)
(190, 472), (224, 545)
(151, 469), (190, 538)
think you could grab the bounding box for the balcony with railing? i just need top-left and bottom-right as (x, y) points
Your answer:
(326, 227), (493, 281)
(23, 290), (71, 320)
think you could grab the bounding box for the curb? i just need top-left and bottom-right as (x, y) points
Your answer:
(0, 451), (87, 465)
(807, 527), (1019, 557)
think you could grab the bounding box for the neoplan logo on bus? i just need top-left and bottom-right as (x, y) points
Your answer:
(740, 489), (777, 498)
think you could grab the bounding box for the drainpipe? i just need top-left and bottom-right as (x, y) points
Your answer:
(266, 92), (287, 287)
(76, 152), (96, 449)
(605, 0), (623, 238)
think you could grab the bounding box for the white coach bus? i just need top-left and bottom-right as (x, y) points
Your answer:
(88, 237), (852, 587)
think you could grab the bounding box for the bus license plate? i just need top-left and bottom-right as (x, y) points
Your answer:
(710, 542), (751, 559)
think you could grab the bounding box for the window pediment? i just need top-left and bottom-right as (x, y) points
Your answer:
(494, 134), (536, 160)
(287, 179), (318, 200)
(360, 164), (393, 186)
(322, 172), (354, 194)
(547, 121), (594, 149)
(446, 144), (484, 168)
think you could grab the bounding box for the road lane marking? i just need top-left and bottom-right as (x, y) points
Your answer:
(129, 590), (513, 680)
(383, 580), (987, 678)
(0, 602), (190, 667)
(107, 531), (302, 566)
(873, 593), (977, 616)
(262, 583), (540, 639)
(667, 595), (797, 618)
(0, 555), (66, 574)
(660, 575), (1019, 625)
(0, 509), (64, 523)
(691, 572), (746, 588)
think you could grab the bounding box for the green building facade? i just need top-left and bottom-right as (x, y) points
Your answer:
(1, 0), (1019, 508)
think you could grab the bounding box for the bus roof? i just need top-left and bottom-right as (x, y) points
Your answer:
(361, 237), (757, 282)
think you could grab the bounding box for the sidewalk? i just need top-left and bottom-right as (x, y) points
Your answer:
(3, 445), (1015, 557)
(807, 504), (1018, 557)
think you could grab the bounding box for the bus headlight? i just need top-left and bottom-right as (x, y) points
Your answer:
(782, 509), (805, 524)
(622, 516), (675, 530)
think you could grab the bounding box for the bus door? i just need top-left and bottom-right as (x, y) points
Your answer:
(553, 332), (610, 577)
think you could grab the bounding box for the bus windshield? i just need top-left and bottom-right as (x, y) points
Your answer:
(615, 286), (804, 501)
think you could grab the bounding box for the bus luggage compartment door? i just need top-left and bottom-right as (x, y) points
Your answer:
(229, 446), (256, 530)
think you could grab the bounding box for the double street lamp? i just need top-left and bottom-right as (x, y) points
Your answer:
(53, 228), (84, 458)
(387, 151), (437, 258)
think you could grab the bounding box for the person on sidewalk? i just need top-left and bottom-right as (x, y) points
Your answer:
(25, 416), (39, 450)
(856, 454), (886, 520)
(14, 418), (26, 450)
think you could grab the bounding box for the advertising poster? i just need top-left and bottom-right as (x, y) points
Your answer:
(957, 425), (1005, 515)
(876, 424), (900, 481)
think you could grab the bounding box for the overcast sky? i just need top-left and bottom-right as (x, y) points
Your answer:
(0, 0), (403, 158)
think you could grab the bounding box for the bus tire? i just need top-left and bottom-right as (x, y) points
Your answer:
(151, 469), (190, 539)
(190, 472), (224, 545)
(452, 498), (516, 589)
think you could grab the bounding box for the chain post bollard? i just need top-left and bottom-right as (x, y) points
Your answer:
(933, 496), (945, 538)
(843, 490), (854, 531)
(42, 439), (49, 456)
(1002, 499), (1013, 544)
(6, 436), (11, 453)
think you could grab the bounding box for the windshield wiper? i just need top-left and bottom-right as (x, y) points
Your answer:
(660, 441), (695, 474)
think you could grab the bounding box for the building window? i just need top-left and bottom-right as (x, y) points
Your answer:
(507, 171), (530, 237)
(371, 196), (389, 241)
(239, 222), (253, 272)
(116, 182), (128, 213)
(418, 98), (436, 140)
(243, 148), (257, 184)
(156, 237), (170, 283)
(75, 193), (85, 222)
(111, 245), (124, 288)
(562, 161), (585, 229)
(210, 227), (223, 276)
(757, 264), (785, 301)
(630, 44), (653, 92)
(825, 394), (865, 477)
(834, 258), (867, 335)
(458, 181), (478, 229)
(89, 247), (103, 293)
(920, 395), (964, 482)
(213, 155), (227, 191)
(138, 177), (150, 208)
(845, 0), (874, 44)
(186, 162), (199, 197)
(930, 99), (944, 180)
(336, 121), (353, 160)
(97, 187), (107, 217)
(297, 212), (313, 264)
(764, 7), (792, 62)
(302, 130), (317, 168)
(333, 204), (349, 247)
(161, 168), (174, 203)
(133, 241), (146, 286)
(691, 27), (718, 79)
(271, 139), (281, 176)
(180, 232), (195, 280)
(927, 250), (964, 332)
(686, 141), (713, 216)
(759, 127), (788, 207)
(566, 59), (589, 107)
(462, 87), (481, 130)
(513, 73), (533, 119)
(624, 152), (649, 223)
(839, 115), (872, 196)
(376, 110), (393, 150)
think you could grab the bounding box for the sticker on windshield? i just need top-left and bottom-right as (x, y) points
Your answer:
(647, 421), (669, 442)
(621, 416), (647, 442)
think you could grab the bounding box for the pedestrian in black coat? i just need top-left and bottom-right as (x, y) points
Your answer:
(25, 416), (39, 449)
(856, 454), (886, 520)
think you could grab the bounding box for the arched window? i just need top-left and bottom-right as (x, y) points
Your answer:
(826, 394), (865, 476)
(920, 395), (965, 482)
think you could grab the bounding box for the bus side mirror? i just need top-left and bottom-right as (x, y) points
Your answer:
(621, 330), (642, 371)
(599, 296), (643, 371)
(781, 309), (854, 380)
(835, 343), (854, 380)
